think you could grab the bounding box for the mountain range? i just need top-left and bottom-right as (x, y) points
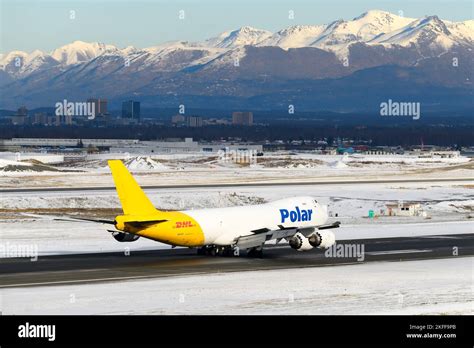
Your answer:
(1, 10), (473, 112)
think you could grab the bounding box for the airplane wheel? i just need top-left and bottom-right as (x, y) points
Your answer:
(247, 247), (263, 258)
(196, 247), (206, 256)
(198, 246), (234, 257)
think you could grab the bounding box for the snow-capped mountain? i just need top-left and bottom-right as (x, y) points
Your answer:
(350, 10), (416, 41)
(50, 41), (118, 65)
(257, 10), (418, 56)
(0, 10), (472, 110)
(309, 10), (416, 56)
(2, 10), (472, 76)
(373, 15), (455, 50)
(0, 51), (29, 70)
(205, 26), (272, 48)
(0, 50), (59, 77)
(446, 19), (474, 44)
(259, 25), (327, 49)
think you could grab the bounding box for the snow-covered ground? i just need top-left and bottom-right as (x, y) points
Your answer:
(0, 152), (471, 188)
(1, 257), (471, 315)
(1, 181), (471, 219)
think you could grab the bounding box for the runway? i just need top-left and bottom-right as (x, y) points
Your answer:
(0, 177), (472, 193)
(1, 233), (472, 289)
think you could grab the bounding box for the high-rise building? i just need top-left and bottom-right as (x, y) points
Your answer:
(33, 113), (48, 125)
(87, 98), (108, 116)
(17, 106), (28, 116)
(55, 114), (73, 126)
(232, 111), (253, 126)
(186, 115), (203, 127)
(122, 100), (141, 120)
(11, 106), (28, 125)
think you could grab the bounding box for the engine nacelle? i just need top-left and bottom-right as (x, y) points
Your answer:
(288, 232), (314, 251)
(112, 231), (140, 242)
(308, 230), (336, 249)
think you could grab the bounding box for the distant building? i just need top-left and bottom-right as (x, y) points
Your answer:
(411, 150), (461, 159)
(171, 114), (186, 125)
(111, 137), (199, 153)
(17, 106), (28, 116)
(11, 106), (29, 125)
(186, 115), (203, 127)
(109, 137), (263, 154)
(232, 111), (253, 126)
(87, 98), (108, 116)
(385, 202), (423, 217)
(33, 113), (48, 125)
(203, 118), (231, 126)
(55, 114), (73, 126)
(122, 100), (140, 120)
(364, 147), (397, 155)
(337, 146), (354, 154)
(0, 138), (139, 150)
(11, 115), (27, 125)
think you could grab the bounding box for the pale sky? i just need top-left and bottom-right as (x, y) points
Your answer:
(1, 0), (472, 53)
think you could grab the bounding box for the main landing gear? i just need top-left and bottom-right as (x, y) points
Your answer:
(196, 245), (264, 258)
(246, 246), (264, 258)
(196, 245), (234, 257)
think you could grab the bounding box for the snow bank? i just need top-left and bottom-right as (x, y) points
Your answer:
(123, 156), (168, 171)
(427, 200), (474, 213)
(329, 160), (348, 169)
(347, 154), (470, 164)
(0, 153), (64, 164)
(0, 159), (32, 168)
(1, 257), (471, 315)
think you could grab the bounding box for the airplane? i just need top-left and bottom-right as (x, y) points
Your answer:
(51, 160), (341, 257)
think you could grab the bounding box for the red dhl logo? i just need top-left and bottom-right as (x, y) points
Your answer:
(175, 221), (194, 228)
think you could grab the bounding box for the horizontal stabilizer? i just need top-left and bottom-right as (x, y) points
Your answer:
(124, 219), (167, 229)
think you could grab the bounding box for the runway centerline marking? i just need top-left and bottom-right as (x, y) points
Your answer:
(366, 249), (433, 255)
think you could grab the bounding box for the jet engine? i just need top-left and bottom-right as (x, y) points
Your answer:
(288, 232), (313, 251)
(112, 231), (140, 242)
(307, 230), (336, 249)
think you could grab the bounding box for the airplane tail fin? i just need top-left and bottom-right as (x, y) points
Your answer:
(108, 160), (159, 216)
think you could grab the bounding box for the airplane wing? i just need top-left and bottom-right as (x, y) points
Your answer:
(21, 213), (166, 228)
(234, 221), (340, 249)
(21, 213), (116, 224)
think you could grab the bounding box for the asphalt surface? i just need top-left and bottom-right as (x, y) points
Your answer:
(0, 233), (472, 288)
(0, 177), (472, 193)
